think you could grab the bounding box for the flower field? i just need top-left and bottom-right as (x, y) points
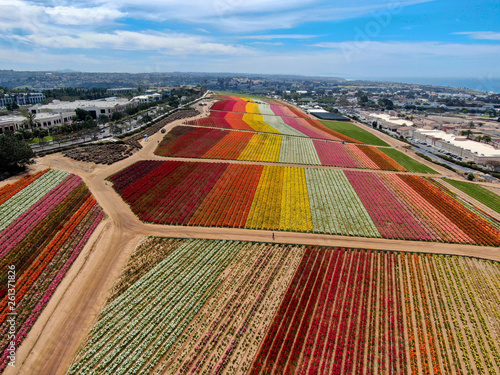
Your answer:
(68, 238), (305, 375)
(251, 246), (500, 375)
(211, 95), (297, 118)
(186, 97), (362, 143)
(108, 160), (500, 245)
(69, 238), (500, 375)
(0, 169), (104, 372)
(155, 126), (415, 171)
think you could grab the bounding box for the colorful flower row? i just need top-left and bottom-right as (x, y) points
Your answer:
(69, 239), (258, 374)
(187, 97), (360, 143)
(155, 126), (406, 171)
(251, 247), (500, 375)
(0, 169), (104, 372)
(69, 239), (500, 375)
(108, 160), (500, 245)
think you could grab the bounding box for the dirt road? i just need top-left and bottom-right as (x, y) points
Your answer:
(4, 106), (500, 375)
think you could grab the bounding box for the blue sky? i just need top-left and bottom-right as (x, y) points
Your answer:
(0, 0), (499, 82)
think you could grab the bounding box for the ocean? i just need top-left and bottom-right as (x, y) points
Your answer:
(376, 77), (500, 94)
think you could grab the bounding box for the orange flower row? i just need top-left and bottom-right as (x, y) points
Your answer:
(0, 169), (49, 205)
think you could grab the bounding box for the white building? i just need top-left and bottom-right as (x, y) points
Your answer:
(414, 129), (500, 165)
(0, 112), (74, 134)
(30, 98), (137, 119)
(132, 93), (162, 104)
(0, 92), (46, 108)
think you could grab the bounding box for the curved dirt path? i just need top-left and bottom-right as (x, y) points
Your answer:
(5, 105), (500, 375)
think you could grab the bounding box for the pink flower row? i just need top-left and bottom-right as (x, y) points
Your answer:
(345, 171), (432, 240)
(0, 175), (82, 258)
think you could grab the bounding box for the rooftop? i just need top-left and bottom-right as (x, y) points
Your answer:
(32, 98), (132, 111)
(417, 129), (500, 157)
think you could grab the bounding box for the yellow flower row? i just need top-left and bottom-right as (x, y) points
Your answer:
(246, 166), (284, 230)
(280, 167), (313, 232)
(245, 102), (260, 114)
(242, 113), (279, 134)
(237, 134), (282, 162)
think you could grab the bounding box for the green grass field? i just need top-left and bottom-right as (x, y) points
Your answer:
(28, 136), (53, 144)
(321, 120), (389, 146)
(443, 179), (500, 214)
(380, 148), (437, 174)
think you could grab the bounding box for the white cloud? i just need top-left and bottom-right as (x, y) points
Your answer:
(310, 41), (500, 57)
(44, 6), (125, 25)
(251, 42), (284, 46)
(3, 37), (498, 79)
(76, 0), (433, 32)
(454, 31), (500, 41)
(240, 34), (320, 40)
(12, 30), (251, 55)
(0, 1), (124, 30)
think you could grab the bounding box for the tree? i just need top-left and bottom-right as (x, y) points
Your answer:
(0, 133), (35, 171)
(74, 108), (92, 121)
(22, 112), (37, 131)
(91, 127), (100, 140)
(36, 127), (49, 148)
(16, 128), (33, 141)
(485, 160), (500, 171)
(467, 173), (475, 181)
(483, 135), (492, 144)
(6, 102), (19, 111)
(126, 107), (139, 116)
(32, 127), (41, 140)
(53, 133), (66, 147)
(460, 130), (473, 139)
(378, 98), (394, 110)
(485, 109), (496, 117)
(140, 114), (152, 125)
(111, 111), (124, 121)
(110, 122), (122, 135)
(98, 114), (108, 125)
(475, 136), (483, 142)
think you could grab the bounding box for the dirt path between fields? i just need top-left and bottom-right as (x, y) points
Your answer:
(5, 107), (500, 375)
(436, 178), (500, 222)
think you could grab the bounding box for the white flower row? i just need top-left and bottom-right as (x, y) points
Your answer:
(306, 168), (381, 237)
(279, 137), (321, 166)
(0, 169), (69, 232)
(70, 240), (241, 374)
(261, 114), (304, 137)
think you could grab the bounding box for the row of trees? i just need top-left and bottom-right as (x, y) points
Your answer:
(459, 129), (493, 143)
(42, 87), (112, 103)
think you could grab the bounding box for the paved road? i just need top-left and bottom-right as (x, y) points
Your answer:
(410, 142), (498, 182)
